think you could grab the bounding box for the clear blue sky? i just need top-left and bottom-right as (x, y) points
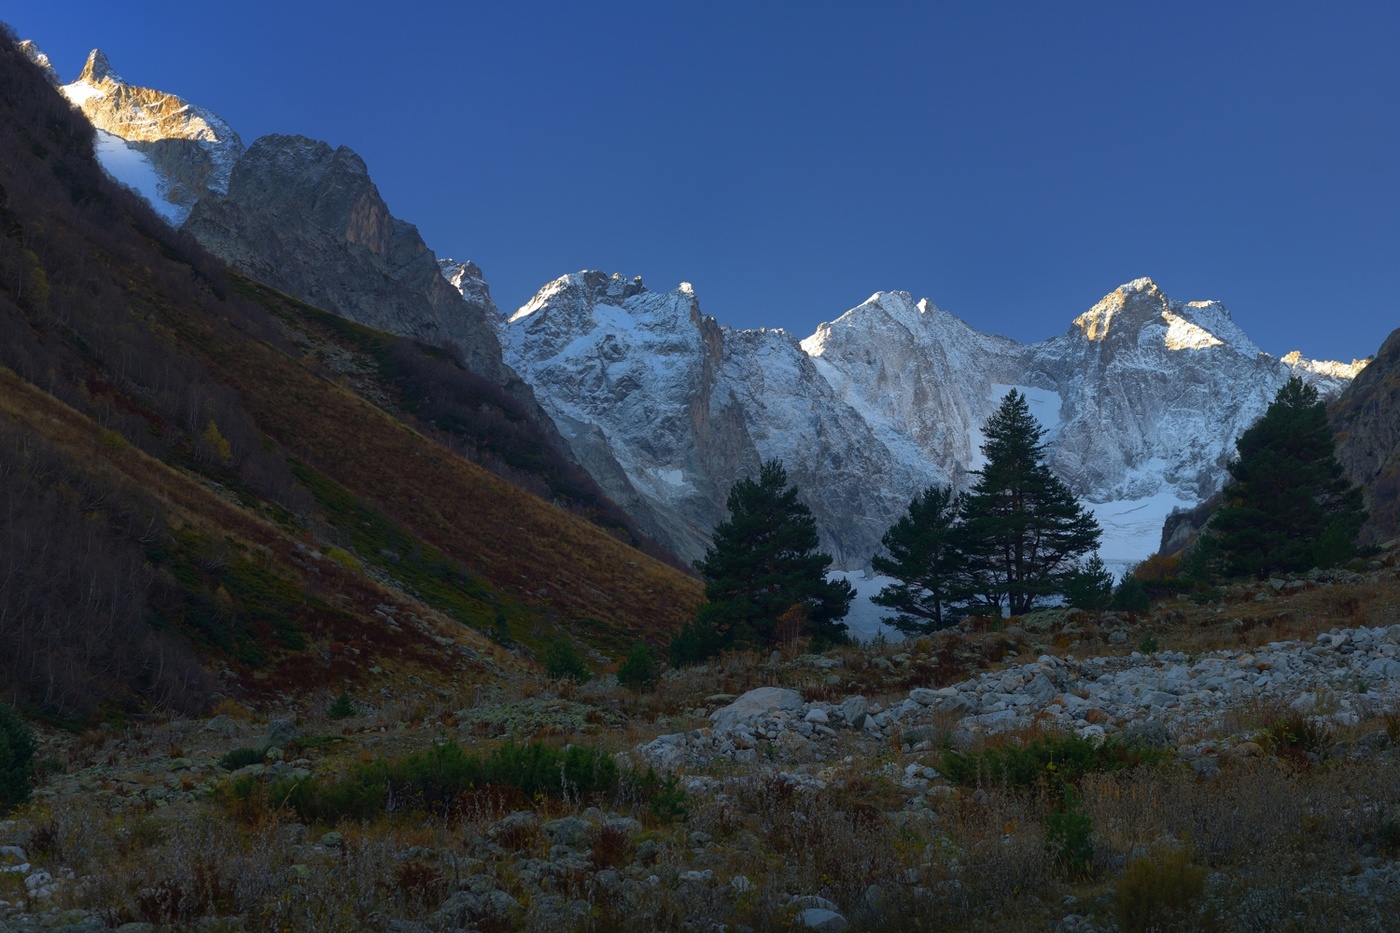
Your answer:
(11, 2), (1398, 361)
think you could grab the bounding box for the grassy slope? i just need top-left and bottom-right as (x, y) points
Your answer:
(143, 274), (700, 648)
(0, 30), (698, 714)
(0, 366), (518, 701)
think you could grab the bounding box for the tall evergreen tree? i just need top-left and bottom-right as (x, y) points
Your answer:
(959, 390), (1102, 615)
(1200, 377), (1366, 578)
(872, 485), (965, 634)
(693, 460), (853, 651)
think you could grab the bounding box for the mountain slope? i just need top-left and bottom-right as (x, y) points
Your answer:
(0, 32), (699, 716)
(1331, 326), (1400, 543)
(44, 45), (672, 558)
(184, 133), (513, 381)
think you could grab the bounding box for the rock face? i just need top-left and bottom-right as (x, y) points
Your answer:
(1332, 326), (1400, 543)
(185, 134), (512, 383)
(503, 272), (913, 563)
(489, 273), (1366, 568)
(17, 41), (58, 85)
(58, 49), (244, 224)
(50, 53), (533, 400)
(1025, 278), (1359, 504)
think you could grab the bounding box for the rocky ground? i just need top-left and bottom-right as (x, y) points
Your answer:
(1, 555), (1399, 931)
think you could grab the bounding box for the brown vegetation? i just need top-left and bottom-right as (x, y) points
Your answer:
(0, 28), (699, 719)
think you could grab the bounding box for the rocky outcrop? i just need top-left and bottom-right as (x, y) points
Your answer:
(1026, 278), (1361, 504)
(185, 134), (513, 383)
(490, 273), (1365, 568)
(504, 273), (759, 560)
(17, 40), (58, 85)
(638, 572), (1400, 778)
(58, 49), (244, 223)
(1332, 327), (1400, 543)
(502, 273), (917, 565)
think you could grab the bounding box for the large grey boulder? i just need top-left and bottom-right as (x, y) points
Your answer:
(710, 687), (804, 734)
(839, 696), (869, 730)
(258, 718), (300, 753)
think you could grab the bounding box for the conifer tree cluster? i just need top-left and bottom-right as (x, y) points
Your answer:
(874, 390), (1104, 634)
(676, 379), (1366, 658)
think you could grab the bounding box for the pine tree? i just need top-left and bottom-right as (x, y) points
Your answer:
(1201, 377), (1366, 578)
(1062, 553), (1116, 611)
(958, 390), (1102, 615)
(692, 460), (853, 652)
(872, 485), (965, 634)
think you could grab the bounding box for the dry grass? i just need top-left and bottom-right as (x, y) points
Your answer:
(174, 294), (703, 642)
(11, 648), (1400, 932)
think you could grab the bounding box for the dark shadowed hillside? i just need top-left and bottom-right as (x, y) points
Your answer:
(1332, 326), (1400, 544)
(0, 29), (699, 719)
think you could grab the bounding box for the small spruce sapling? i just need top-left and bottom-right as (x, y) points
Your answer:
(617, 642), (660, 692)
(544, 638), (591, 683)
(1045, 786), (1094, 881)
(0, 703), (35, 814)
(1062, 554), (1115, 611)
(328, 692), (356, 720)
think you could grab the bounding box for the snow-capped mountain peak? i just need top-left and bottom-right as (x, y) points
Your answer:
(1070, 277), (1261, 358)
(1280, 350), (1370, 382)
(438, 259), (505, 339)
(76, 48), (124, 85)
(55, 49), (244, 225)
(487, 270), (1367, 582)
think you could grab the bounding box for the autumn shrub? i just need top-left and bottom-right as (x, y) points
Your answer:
(543, 638), (591, 683)
(942, 732), (1167, 790)
(218, 747), (263, 771)
(588, 822), (635, 870)
(1115, 846), (1207, 932)
(1257, 712), (1334, 765)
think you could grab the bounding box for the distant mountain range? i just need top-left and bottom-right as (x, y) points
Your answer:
(37, 42), (1390, 578)
(493, 271), (1363, 570)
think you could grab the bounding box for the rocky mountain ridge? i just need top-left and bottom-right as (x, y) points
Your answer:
(184, 133), (516, 384)
(38, 41), (1374, 575)
(57, 48), (244, 224)
(33, 47), (513, 388)
(492, 272), (1367, 570)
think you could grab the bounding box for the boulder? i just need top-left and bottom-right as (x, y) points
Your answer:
(840, 696), (869, 730)
(259, 719), (299, 753)
(710, 687), (804, 733)
(797, 907), (848, 931)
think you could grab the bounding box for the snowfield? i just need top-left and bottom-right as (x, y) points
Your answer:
(91, 130), (183, 225)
